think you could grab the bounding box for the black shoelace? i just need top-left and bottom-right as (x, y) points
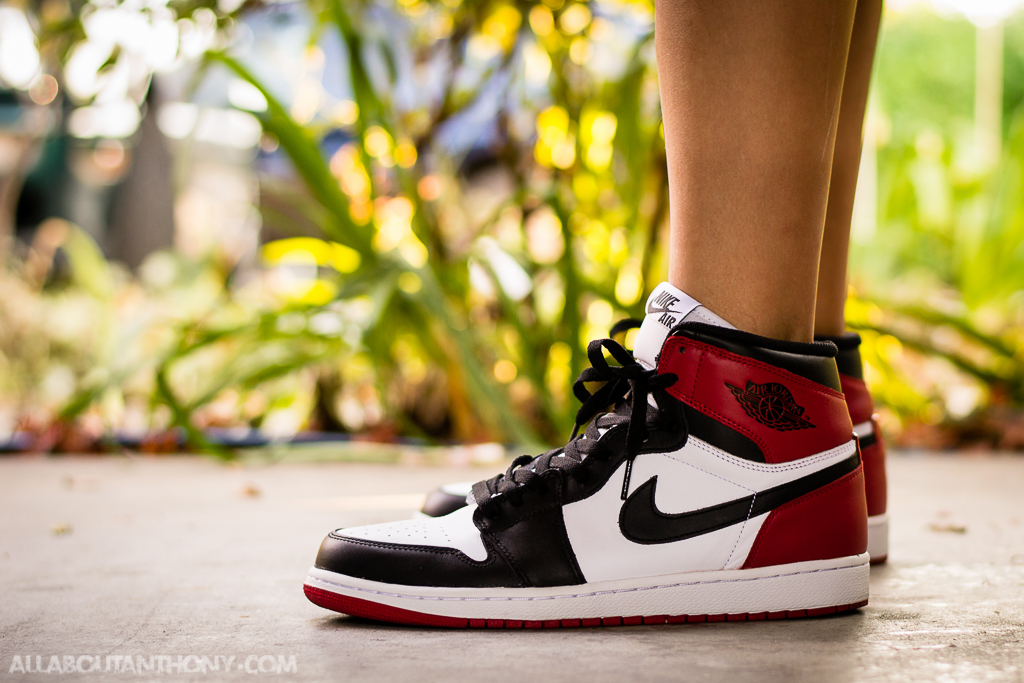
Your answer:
(473, 323), (679, 517)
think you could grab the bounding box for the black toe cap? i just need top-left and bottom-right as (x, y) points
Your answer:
(313, 532), (522, 588)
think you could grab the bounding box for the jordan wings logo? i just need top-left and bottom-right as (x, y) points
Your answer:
(646, 291), (681, 328)
(725, 381), (815, 431)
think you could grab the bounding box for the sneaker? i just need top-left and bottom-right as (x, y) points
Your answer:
(817, 333), (888, 564)
(304, 283), (869, 627)
(418, 481), (474, 518)
(419, 339), (890, 564)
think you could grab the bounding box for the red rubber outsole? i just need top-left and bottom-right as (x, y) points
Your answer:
(304, 585), (868, 628)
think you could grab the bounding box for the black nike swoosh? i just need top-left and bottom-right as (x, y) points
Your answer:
(618, 450), (861, 545)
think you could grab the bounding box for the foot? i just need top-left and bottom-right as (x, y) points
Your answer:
(304, 284), (869, 627)
(420, 335), (890, 565)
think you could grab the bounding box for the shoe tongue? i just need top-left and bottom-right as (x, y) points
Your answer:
(632, 282), (734, 369)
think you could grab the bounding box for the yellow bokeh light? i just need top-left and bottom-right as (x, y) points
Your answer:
(589, 112), (617, 144)
(374, 217), (408, 252)
(529, 6), (554, 35)
(432, 12), (454, 39)
(537, 105), (569, 136)
(877, 335), (903, 363)
(388, 196), (415, 221)
(569, 37), (591, 65)
(417, 175), (443, 201)
(587, 299), (613, 329)
(330, 144), (371, 199)
(573, 172), (599, 202)
(398, 271), (422, 294)
(330, 100), (359, 126)
(524, 42), (552, 86)
(558, 3), (591, 35)
(586, 143), (612, 171)
(482, 5), (522, 50)
(609, 228), (628, 266)
(549, 341), (572, 366)
(588, 16), (612, 41)
(404, 0), (428, 16)
(525, 207), (565, 264)
(261, 237), (363, 304)
(394, 140), (418, 168)
(398, 234), (429, 268)
(373, 196), (415, 252)
(350, 199), (372, 225)
(550, 140), (576, 169)
(262, 237), (360, 274)
(615, 264), (643, 306)
(583, 221), (610, 263)
(494, 359), (518, 384)
(535, 106), (575, 169)
(468, 34), (502, 62)
(364, 126), (392, 158)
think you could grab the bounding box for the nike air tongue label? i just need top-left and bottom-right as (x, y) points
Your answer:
(646, 289), (686, 328)
(633, 283), (701, 369)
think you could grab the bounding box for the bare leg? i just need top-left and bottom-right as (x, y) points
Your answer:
(660, 0), (857, 342)
(814, 0), (884, 337)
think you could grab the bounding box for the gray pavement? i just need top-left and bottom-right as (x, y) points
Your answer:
(1, 451), (1023, 682)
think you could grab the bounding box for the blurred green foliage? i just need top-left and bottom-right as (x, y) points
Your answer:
(3, 0), (1024, 451)
(846, 8), (1024, 444)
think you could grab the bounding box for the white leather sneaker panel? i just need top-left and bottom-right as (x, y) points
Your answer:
(562, 437), (859, 583)
(687, 306), (736, 329)
(723, 512), (769, 569)
(338, 504), (488, 561)
(563, 459), (748, 583)
(665, 437), (858, 493)
(631, 449), (756, 511)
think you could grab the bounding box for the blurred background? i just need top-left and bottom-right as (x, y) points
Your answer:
(1, 0), (1023, 457)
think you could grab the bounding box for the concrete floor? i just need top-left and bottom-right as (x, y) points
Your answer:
(1, 452), (1023, 682)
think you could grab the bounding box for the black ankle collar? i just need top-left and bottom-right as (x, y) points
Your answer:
(668, 322), (842, 391)
(814, 332), (864, 379)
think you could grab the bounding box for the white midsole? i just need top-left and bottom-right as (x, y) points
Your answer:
(305, 554), (870, 620)
(867, 514), (889, 560)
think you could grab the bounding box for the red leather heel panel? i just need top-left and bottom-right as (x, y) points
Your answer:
(838, 375), (875, 426)
(742, 464), (868, 569)
(659, 336), (853, 463)
(862, 417), (888, 516)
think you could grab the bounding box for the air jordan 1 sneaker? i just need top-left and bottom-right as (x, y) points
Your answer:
(304, 283), (870, 626)
(421, 336), (889, 564)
